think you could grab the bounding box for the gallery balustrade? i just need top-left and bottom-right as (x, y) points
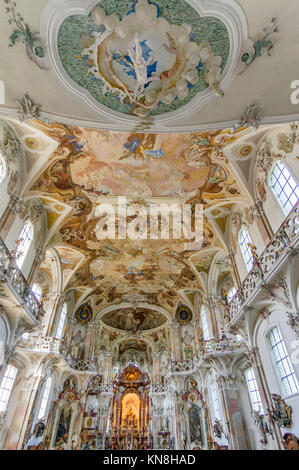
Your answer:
(150, 383), (168, 394)
(170, 337), (247, 373)
(17, 334), (97, 372)
(227, 203), (299, 324)
(0, 237), (44, 324)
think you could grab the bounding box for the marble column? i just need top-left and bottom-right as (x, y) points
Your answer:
(4, 366), (40, 450)
(152, 354), (161, 384)
(217, 373), (250, 450)
(27, 248), (44, 284)
(169, 324), (181, 362)
(228, 251), (241, 289)
(250, 200), (274, 245)
(0, 194), (24, 240)
(207, 296), (219, 339)
(103, 352), (113, 384)
(191, 319), (201, 354)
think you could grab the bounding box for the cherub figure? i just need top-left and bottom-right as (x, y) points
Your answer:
(114, 33), (160, 102)
(248, 243), (259, 261)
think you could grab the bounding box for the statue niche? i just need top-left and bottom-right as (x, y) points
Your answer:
(70, 327), (85, 361)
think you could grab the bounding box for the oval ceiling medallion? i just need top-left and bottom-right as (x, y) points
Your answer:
(101, 307), (167, 331)
(42, 0), (248, 124)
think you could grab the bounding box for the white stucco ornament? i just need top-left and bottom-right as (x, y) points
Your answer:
(83, 0), (223, 115)
(41, 0), (250, 126)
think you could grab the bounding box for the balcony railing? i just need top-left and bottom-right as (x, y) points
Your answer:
(170, 337), (247, 373)
(64, 356), (97, 372)
(227, 203), (299, 323)
(150, 383), (168, 394)
(0, 237), (44, 324)
(17, 335), (97, 372)
(201, 337), (246, 354)
(98, 383), (113, 393)
(18, 335), (60, 353)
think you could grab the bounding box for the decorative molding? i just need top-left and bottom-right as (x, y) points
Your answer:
(286, 311), (299, 338)
(16, 94), (41, 122)
(241, 18), (278, 67)
(5, 0), (49, 70)
(1, 106), (299, 133)
(233, 104), (262, 131)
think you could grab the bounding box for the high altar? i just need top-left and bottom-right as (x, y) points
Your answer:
(108, 365), (151, 450)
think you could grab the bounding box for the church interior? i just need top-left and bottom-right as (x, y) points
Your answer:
(0, 0), (299, 451)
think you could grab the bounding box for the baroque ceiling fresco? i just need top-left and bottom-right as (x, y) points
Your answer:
(101, 307), (167, 331)
(27, 119), (249, 328)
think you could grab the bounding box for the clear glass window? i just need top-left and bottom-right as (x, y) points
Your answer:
(227, 287), (237, 302)
(32, 283), (42, 302)
(0, 365), (17, 412)
(239, 226), (254, 272)
(201, 305), (210, 341)
(245, 367), (264, 413)
(211, 383), (221, 420)
(15, 221), (34, 269)
(270, 161), (299, 215)
(56, 303), (67, 339)
(268, 326), (299, 396)
(0, 154), (6, 183)
(37, 376), (52, 420)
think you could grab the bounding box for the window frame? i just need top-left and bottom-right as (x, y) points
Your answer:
(37, 375), (52, 421)
(32, 283), (42, 303)
(15, 220), (34, 269)
(266, 325), (299, 397)
(227, 287), (237, 303)
(238, 225), (254, 272)
(269, 160), (299, 216)
(56, 303), (67, 340)
(245, 367), (264, 414)
(211, 381), (222, 421)
(201, 305), (210, 341)
(0, 364), (18, 413)
(0, 153), (7, 184)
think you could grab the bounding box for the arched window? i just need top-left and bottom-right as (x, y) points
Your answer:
(227, 287), (236, 302)
(15, 220), (34, 269)
(245, 367), (264, 414)
(211, 382), (222, 420)
(37, 376), (52, 420)
(239, 226), (254, 272)
(56, 303), (67, 339)
(0, 364), (17, 412)
(267, 326), (299, 396)
(270, 161), (299, 215)
(201, 305), (210, 341)
(32, 283), (42, 302)
(0, 153), (6, 184)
